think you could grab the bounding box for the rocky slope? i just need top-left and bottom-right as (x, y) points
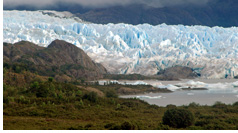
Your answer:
(3, 40), (107, 81)
(157, 66), (199, 79)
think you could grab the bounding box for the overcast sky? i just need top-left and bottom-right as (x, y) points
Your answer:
(4, 0), (214, 8)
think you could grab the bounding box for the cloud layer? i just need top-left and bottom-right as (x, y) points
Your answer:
(4, 0), (213, 8)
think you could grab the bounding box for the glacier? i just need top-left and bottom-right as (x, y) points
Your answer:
(3, 10), (238, 78)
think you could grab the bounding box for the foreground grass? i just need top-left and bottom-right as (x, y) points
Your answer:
(3, 99), (238, 130)
(3, 97), (167, 130)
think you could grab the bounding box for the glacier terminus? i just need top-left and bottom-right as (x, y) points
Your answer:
(3, 10), (238, 79)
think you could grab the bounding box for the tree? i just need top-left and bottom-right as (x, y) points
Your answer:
(162, 108), (195, 128)
(48, 77), (54, 82)
(105, 89), (118, 98)
(83, 92), (98, 103)
(30, 82), (50, 98)
(36, 84), (49, 98)
(30, 81), (40, 93)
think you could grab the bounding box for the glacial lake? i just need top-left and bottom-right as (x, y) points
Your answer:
(101, 79), (238, 106)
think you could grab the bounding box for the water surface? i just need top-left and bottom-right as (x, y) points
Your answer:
(118, 79), (238, 106)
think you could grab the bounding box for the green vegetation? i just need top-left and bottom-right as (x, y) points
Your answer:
(3, 64), (238, 130)
(162, 108), (195, 128)
(88, 83), (171, 95)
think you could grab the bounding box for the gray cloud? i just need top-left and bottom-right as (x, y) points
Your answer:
(4, 0), (213, 8)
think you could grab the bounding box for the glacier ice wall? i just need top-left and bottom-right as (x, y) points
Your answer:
(3, 10), (238, 78)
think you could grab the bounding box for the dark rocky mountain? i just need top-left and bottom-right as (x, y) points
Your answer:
(157, 66), (199, 79)
(4, 0), (238, 27)
(76, 0), (238, 27)
(3, 40), (107, 81)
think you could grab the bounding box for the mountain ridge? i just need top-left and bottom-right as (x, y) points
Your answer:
(4, 0), (238, 27)
(3, 40), (108, 81)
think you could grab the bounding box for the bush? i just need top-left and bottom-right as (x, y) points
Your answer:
(162, 108), (195, 128)
(109, 125), (121, 130)
(105, 122), (135, 130)
(188, 102), (200, 107)
(166, 104), (177, 108)
(212, 101), (227, 108)
(84, 123), (93, 129)
(48, 77), (54, 82)
(232, 101), (238, 106)
(120, 121), (135, 130)
(105, 89), (118, 98)
(83, 92), (98, 103)
(36, 84), (50, 98)
(195, 120), (210, 127)
(104, 123), (116, 129)
(157, 122), (169, 130)
(30, 81), (40, 93)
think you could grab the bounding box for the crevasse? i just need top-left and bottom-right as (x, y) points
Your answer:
(3, 10), (238, 78)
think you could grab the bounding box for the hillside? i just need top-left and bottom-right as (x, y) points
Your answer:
(157, 66), (199, 79)
(4, 0), (238, 27)
(76, 0), (238, 27)
(3, 40), (107, 81)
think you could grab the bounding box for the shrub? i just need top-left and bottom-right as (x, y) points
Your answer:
(19, 96), (26, 103)
(120, 121), (135, 130)
(121, 101), (138, 108)
(12, 65), (22, 73)
(7, 97), (15, 104)
(166, 104), (177, 108)
(204, 123), (226, 130)
(225, 118), (238, 125)
(3, 83), (8, 91)
(109, 125), (121, 130)
(48, 77), (54, 82)
(212, 101), (226, 108)
(157, 122), (169, 130)
(162, 108), (195, 128)
(36, 84), (49, 98)
(232, 101), (238, 106)
(188, 102), (200, 107)
(84, 123), (93, 129)
(106, 121), (135, 130)
(105, 89), (118, 98)
(30, 81), (40, 93)
(195, 120), (210, 127)
(188, 126), (203, 130)
(68, 126), (84, 130)
(104, 123), (116, 129)
(83, 92), (98, 103)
